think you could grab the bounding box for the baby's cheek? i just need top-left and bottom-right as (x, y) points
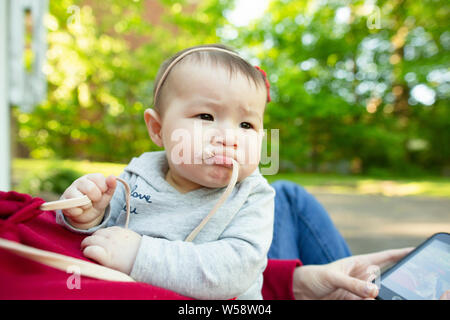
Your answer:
(238, 136), (262, 165)
(238, 162), (260, 181)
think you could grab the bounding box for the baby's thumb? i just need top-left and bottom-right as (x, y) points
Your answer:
(105, 175), (117, 196)
(94, 175), (117, 211)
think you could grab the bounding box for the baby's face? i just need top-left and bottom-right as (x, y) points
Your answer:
(158, 62), (267, 189)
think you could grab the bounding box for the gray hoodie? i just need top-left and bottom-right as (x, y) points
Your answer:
(56, 151), (275, 299)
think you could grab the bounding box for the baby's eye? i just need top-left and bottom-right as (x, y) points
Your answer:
(240, 122), (254, 129)
(197, 113), (214, 121)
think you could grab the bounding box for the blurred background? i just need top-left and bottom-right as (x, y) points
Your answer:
(2, 0), (449, 254)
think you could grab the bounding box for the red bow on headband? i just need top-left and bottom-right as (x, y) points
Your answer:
(254, 66), (271, 103)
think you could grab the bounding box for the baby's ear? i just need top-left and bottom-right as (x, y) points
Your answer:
(144, 108), (163, 147)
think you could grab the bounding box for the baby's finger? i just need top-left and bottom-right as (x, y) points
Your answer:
(83, 245), (109, 266)
(86, 173), (108, 193)
(91, 227), (114, 239)
(104, 175), (117, 196)
(91, 175), (117, 211)
(61, 206), (84, 218)
(80, 234), (109, 250)
(61, 184), (84, 200)
(61, 186), (86, 217)
(74, 178), (102, 203)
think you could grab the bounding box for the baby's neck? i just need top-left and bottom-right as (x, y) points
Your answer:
(165, 169), (202, 194)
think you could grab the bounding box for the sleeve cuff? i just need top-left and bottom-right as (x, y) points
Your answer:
(262, 259), (302, 300)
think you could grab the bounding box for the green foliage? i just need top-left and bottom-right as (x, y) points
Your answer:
(12, 0), (450, 176)
(233, 0), (450, 174)
(13, 158), (450, 197)
(14, 0), (165, 162)
(18, 167), (83, 195)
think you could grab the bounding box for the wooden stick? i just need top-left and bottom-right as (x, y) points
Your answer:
(40, 195), (91, 211)
(39, 177), (131, 229)
(2, 177), (134, 282)
(0, 238), (134, 282)
(6, 162), (239, 283)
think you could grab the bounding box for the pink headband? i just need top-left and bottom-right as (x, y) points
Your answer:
(254, 66), (271, 102)
(153, 47), (271, 105)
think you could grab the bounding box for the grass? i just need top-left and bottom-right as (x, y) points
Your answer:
(265, 173), (450, 198)
(12, 158), (126, 196)
(12, 158), (450, 198)
(13, 158), (126, 182)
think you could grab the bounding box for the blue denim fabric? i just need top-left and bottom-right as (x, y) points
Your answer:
(268, 180), (352, 265)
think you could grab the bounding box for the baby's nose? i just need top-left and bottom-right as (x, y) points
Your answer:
(211, 134), (237, 149)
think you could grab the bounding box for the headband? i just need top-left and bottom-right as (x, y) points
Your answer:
(153, 47), (271, 105)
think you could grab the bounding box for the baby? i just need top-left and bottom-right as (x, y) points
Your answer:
(57, 44), (275, 300)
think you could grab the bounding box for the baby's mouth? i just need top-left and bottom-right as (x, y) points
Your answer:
(202, 148), (235, 168)
(204, 154), (234, 168)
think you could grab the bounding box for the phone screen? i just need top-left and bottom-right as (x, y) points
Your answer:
(380, 239), (450, 299)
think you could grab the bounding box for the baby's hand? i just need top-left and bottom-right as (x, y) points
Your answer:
(61, 173), (117, 230)
(81, 226), (142, 275)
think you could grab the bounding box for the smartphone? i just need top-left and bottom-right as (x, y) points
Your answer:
(375, 232), (450, 300)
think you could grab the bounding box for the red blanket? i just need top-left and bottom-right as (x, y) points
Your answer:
(0, 191), (300, 300)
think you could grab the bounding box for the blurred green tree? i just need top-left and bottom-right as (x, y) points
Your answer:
(13, 0), (450, 176)
(232, 0), (449, 175)
(14, 0), (170, 162)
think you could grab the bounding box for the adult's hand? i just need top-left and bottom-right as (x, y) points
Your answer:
(292, 247), (414, 300)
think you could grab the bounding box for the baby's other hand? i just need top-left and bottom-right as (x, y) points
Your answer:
(61, 173), (117, 229)
(81, 226), (142, 275)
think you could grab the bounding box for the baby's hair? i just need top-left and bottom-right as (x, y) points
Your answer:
(152, 44), (268, 114)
